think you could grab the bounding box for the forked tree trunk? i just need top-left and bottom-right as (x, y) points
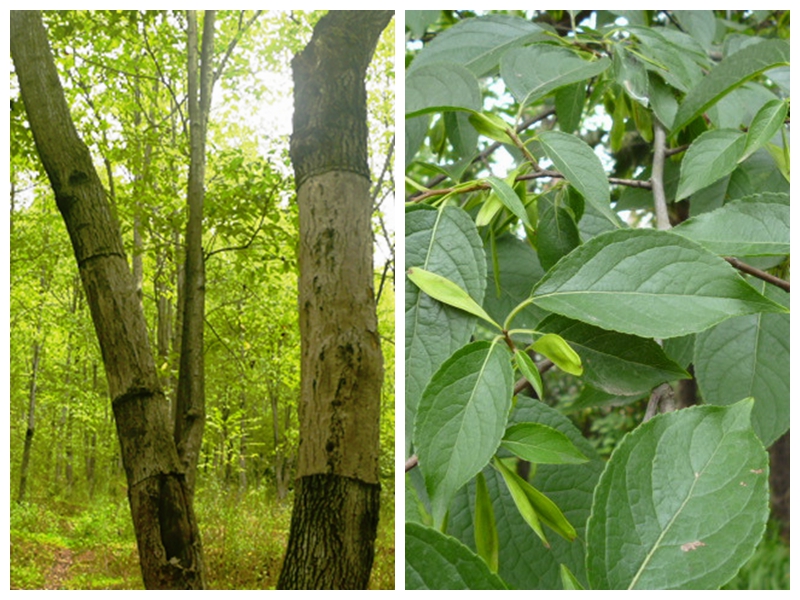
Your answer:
(11, 11), (205, 589)
(278, 10), (393, 590)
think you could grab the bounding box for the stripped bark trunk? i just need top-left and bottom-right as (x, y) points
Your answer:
(278, 10), (393, 590)
(11, 11), (205, 588)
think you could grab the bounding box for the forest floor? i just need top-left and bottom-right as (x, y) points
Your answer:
(10, 485), (396, 590)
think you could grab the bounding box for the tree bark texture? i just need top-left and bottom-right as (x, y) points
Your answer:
(279, 10), (393, 590)
(11, 11), (205, 589)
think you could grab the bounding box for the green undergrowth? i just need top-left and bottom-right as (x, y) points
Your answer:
(10, 483), (395, 590)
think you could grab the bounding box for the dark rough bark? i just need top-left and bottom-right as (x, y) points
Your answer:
(278, 10), (393, 590)
(278, 475), (380, 589)
(11, 11), (205, 589)
(769, 431), (789, 543)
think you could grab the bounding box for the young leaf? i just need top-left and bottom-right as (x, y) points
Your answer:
(474, 472), (500, 573)
(531, 229), (788, 339)
(514, 350), (543, 399)
(537, 130), (621, 228)
(415, 341), (514, 527)
(408, 267), (501, 330)
(493, 457), (549, 548)
(531, 333), (583, 376)
(482, 175), (532, 228)
(501, 422), (588, 464)
(672, 39), (789, 132)
(406, 523), (508, 589)
(586, 399), (770, 590)
(469, 111), (513, 144)
(676, 129), (746, 200)
(560, 564), (585, 590)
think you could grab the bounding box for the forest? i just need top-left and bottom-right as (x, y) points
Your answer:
(404, 10), (789, 590)
(9, 10), (395, 589)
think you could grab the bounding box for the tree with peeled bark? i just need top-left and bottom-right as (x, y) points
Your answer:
(11, 11), (206, 589)
(277, 10), (394, 590)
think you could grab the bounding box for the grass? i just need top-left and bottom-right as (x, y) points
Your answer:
(10, 484), (395, 590)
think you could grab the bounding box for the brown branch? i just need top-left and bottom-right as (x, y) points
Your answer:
(405, 455), (418, 472)
(651, 120), (671, 230)
(725, 257), (790, 293)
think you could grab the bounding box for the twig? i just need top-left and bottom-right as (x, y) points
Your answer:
(405, 455), (418, 472)
(651, 120), (671, 230)
(725, 257), (790, 293)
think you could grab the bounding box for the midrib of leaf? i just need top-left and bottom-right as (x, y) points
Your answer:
(627, 439), (726, 590)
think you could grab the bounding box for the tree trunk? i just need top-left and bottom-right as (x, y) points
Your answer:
(278, 10), (393, 590)
(11, 11), (205, 589)
(174, 10), (214, 499)
(17, 337), (43, 503)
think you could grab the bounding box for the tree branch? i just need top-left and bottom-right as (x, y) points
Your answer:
(725, 257), (790, 293)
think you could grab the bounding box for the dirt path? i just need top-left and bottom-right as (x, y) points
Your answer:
(44, 547), (73, 590)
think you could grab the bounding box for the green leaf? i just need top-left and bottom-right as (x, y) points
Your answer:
(531, 333), (583, 376)
(531, 229), (787, 339)
(409, 14), (547, 77)
(415, 341), (514, 527)
(514, 350), (543, 399)
(444, 111), (478, 159)
(406, 523), (508, 589)
(536, 193), (582, 271)
(406, 114), (430, 166)
(493, 457), (549, 548)
(586, 399), (770, 590)
(501, 422), (588, 464)
(555, 81), (586, 134)
(537, 130), (621, 228)
(560, 564), (585, 590)
(672, 192), (789, 257)
(406, 10), (440, 39)
(474, 472), (499, 573)
(676, 129), (746, 200)
(537, 315), (690, 397)
(406, 205), (486, 455)
(405, 63), (482, 118)
(501, 45), (611, 110)
(742, 99), (789, 162)
(408, 267), (501, 330)
(672, 39), (790, 132)
(694, 283), (789, 447)
(482, 235), (547, 332)
(482, 175), (532, 228)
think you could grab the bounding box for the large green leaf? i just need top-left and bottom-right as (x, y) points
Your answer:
(409, 14), (547, 77)
(672, 39), (790, 132)
(537, 315), (690, 396)
(537, 130), (621, 228)
(672, 192), (789, 257)
(536, 194), (582, 271)
(675, 129), (746, 201)
(694, 283), (789, 447)
(406, 523), (507, 589)
(406, 205), (486, 455)
(586, 399), (770, 590)
(406, 62), (482, 117)
(415, 340), (513, 527)
(501, 45), (611, 110)
(530, 229), (787, 339)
